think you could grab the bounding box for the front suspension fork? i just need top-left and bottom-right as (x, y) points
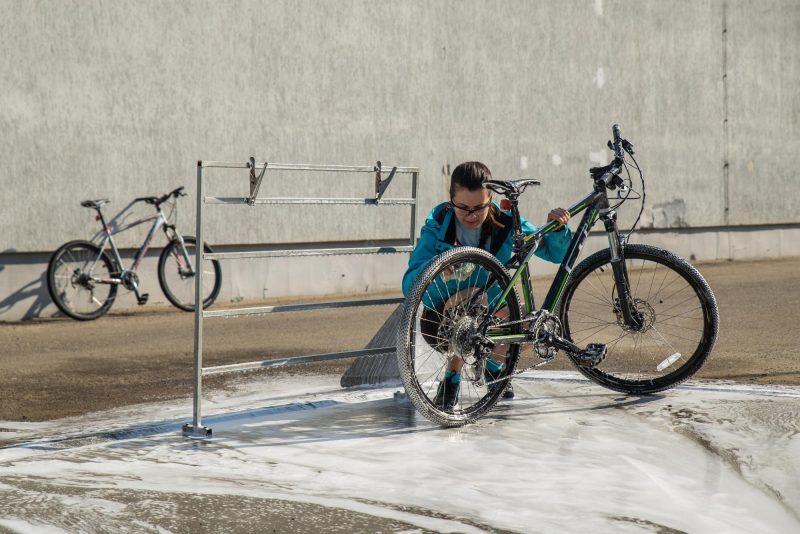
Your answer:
(164, 226), (196, 275)
(604, 212), (642, 330)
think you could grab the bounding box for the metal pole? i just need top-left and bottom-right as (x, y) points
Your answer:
(409, 171), (419, 247)
(183, 161), (212, 438)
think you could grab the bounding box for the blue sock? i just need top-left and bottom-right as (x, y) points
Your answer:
(444, 370), (461, 384)
(485, 358), (503, 374)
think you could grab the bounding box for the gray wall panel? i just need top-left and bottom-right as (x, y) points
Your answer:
(0, 0), (796, 255)
(726, 0), (800, 226)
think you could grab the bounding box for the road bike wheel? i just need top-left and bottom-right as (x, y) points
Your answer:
(559, 244), (719, 394)
(47, 240), (118, 320)
(397, 247), (522, 427)
(157, 236), (222, 311)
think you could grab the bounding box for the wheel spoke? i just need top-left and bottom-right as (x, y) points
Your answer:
(400, 250), (520, 426)
(562, 246), (717, 393)
(48, 243), (115, 319)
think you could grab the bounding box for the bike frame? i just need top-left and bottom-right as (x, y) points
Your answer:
(485, 180), (628, 345)
(91, 207), (193, 283)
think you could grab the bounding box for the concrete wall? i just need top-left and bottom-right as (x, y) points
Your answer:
(1, 0), (798, 320)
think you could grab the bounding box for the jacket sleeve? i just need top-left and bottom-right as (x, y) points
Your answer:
(519, 215), (572, 264)
(402, 211), (444, 297)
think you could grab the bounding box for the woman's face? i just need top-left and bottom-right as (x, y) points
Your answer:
(451, 186), (492, 229)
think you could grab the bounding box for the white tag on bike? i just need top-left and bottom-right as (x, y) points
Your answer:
(656, 353), (682, 372)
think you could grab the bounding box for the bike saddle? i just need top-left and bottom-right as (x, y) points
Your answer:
(485, 179), (541, 196)
(80, 199), (110, 209)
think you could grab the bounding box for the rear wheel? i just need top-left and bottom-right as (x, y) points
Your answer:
(157, 236), (222, 311)
(559, 244), (719, 394)
(47, 240), (117, 320)
(397, 247), (522, 427)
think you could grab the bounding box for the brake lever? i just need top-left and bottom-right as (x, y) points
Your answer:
(608, 139), (635, 156)
(609, 174), (625, 190)
(622, 139), (635, 155)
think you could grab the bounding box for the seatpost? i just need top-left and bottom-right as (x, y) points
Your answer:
(508, 195), (526, 251)
(95, 207), (109, 231)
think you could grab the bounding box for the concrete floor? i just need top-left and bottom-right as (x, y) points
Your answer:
(1, 372), (799, 533)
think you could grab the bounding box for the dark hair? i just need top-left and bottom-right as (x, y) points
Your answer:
(449, 162), (504, 243)
(449, 161), (492, 198)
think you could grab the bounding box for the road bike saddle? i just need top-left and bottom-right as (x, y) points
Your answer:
(80, 199), (110, 209)
(485, 179), (541, 196)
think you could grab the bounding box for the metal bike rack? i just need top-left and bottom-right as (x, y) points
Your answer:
(182, 159), (419, 437)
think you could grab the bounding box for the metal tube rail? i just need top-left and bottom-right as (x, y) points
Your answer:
(203, 297), (404, 319)
(200, 160), (419, 173)
(205, 197), (415, 205)
(202, 347), (396, 376)
(205, 246), (413, 261)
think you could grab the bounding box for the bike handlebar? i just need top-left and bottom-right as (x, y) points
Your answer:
(590, 124), (633, 190)
(135, 186), (186, 207)
(611, 124), (623, 159)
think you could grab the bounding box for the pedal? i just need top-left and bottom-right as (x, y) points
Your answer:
(572, 343), (607, 368)
(137, 293), (149, 305)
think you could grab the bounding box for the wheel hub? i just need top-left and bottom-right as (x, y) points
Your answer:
(451, 315), (479, 363)
(72, 269), (92, 288)
(615, 298), (656, 332)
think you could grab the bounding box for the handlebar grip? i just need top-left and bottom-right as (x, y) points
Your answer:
(611, 124), (624, 159)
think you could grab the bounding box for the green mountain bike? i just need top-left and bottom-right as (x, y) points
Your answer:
(397, 125), (720, 427)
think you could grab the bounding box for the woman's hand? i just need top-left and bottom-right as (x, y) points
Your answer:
(547, 208), (571, 230)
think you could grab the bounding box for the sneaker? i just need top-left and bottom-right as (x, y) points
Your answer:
(433, 380), (460, 411)
(485, 367), (515, 400)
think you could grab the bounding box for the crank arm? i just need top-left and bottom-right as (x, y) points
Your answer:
(538, 332), (582, 355)
(539, 333), (608, 368)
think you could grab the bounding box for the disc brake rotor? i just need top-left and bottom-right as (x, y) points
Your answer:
(615, 298), (656, 332)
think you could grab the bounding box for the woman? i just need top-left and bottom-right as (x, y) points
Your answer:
(402, 161), (572, 410)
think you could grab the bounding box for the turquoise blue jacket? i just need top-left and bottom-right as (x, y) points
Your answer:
(402, 202), (572, 304)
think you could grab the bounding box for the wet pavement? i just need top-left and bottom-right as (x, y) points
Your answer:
(1, 372), (799, 533)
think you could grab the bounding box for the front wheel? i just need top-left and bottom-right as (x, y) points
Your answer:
(559, 244), (719, 394)
(397, 247), (522, 427)
(47, 240), (118, 320)
(157, 236), (222, 311)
